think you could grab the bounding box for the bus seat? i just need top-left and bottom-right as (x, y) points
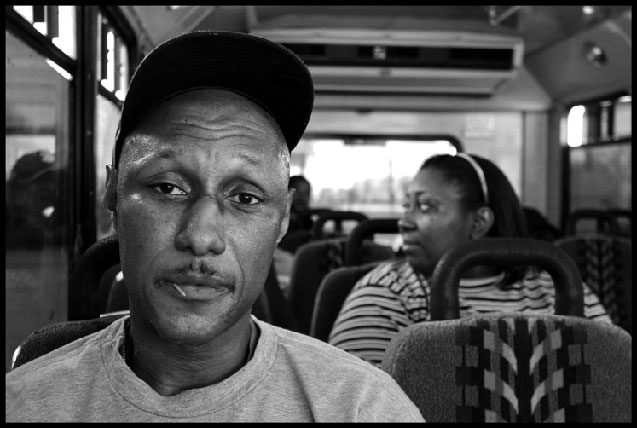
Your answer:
(345, 217), (399, 266)
(105, 272), (128, 313)
(564, 209), (620, 236)
(380, 238), (630, 422)
(10, 314), (125, 370)
(288, 238), (347, 334)
(429, 238), (584, 320)
(554, 234), (632, 333)
(288, 234), (396, 335)
(606, 209), (631, 237)
(309, 262), (379, 342)
(311, 210), (368, 240)
(277, 229), (313, 254)
(381, 313), (632, 422)
(259, 263), (300, 331)
(68, 236), (120, 320)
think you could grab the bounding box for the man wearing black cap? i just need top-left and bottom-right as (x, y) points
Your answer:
(6, 32), (424, 422)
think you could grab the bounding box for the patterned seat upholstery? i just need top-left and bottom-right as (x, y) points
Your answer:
(555, 234), (632, 333)
(382, 313), (631, 422)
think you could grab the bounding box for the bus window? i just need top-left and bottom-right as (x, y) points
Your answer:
(95, 96), (120, 240)
(563, 94), (631, 221)
(95, 10), (131, 241)
(292, 137), (458, 222)
(5, 30), (72, 372)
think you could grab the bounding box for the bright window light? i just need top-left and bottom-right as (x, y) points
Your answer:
(567, 105), (586, 147)
(52, 6), (76, 59)
(46, 59), (73, 81)
(33, 21), (47, 36)
(101, 31), (116, 91)
(13, 6), (33, 23)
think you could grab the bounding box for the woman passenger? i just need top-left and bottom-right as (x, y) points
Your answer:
(327, 153), (610, 367)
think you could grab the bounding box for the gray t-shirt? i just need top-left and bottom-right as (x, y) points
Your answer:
(6, 316), (424, 422)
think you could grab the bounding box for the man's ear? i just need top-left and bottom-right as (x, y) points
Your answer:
(276, 189), (294, 244)
(470, 206), (494, 239)
(104, 165), (118, 233)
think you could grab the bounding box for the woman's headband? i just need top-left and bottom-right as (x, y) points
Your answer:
(456, 153), (489, 205)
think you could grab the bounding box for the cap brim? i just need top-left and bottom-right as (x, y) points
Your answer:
(114, 31), (314, 164)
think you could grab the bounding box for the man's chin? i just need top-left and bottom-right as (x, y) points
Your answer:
(154, 316), (230, 345)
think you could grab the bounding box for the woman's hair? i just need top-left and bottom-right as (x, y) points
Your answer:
(421, 153), (532, 287)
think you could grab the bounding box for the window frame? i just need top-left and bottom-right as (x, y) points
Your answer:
(6, 5), (137, 319)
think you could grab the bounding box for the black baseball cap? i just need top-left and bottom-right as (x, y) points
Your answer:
(112, 31), (314, 165)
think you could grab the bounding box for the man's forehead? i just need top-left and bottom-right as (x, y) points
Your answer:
(119, 88), (288, 163)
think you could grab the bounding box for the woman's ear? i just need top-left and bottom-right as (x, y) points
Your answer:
(470, 206), (495, 239)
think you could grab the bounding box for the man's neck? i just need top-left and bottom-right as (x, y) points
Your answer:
(127, 314), (254, 396)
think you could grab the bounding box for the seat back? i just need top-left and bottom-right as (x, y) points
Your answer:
(68, 236), (120, 320)
(311, 210), (368, 240)
(381, 313), (632, 422)
(380, 238), (621, 422)
(429, 238), (584, 320)
(345, 217), (399, 266)
(554, 234), (632, 333)
(606, 209), (631, 237)
(564, 209), (620, 236)
(309, 262), (379, 341)
(288, 238), (347, 334)
(11, 314), (124, 370)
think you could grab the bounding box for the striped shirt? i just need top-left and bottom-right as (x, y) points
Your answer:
(327, 260), (612, 367)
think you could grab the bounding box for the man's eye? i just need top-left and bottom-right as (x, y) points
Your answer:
(229, 193), (261, 205)
(151, 183), (186, 196)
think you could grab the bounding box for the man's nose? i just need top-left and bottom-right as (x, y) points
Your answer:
(174, 196), (226, 256)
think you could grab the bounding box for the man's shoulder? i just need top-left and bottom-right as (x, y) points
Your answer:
(258, 319), (394, 381)
(255, 321), (425, 421)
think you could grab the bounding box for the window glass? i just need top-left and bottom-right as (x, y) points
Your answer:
(614, 97), (631, 139)
(95, 96), (121, 240)
(569, 144), (632, 215)
(13, 6), (76, 59)
(97, 12), (129, 101)
(5, 30), (72, 372)
(294, 138), (458, 220)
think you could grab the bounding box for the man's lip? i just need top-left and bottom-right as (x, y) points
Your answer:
(159, 274), (232, 291)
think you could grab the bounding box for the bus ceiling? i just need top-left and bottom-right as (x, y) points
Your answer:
(121, 6), (631, 111)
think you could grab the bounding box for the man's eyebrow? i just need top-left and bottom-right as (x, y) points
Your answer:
(134, 148), (179, 165)
(233, 151), (263, 167)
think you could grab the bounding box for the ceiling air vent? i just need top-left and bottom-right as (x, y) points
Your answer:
(251, 23), (524, 96)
